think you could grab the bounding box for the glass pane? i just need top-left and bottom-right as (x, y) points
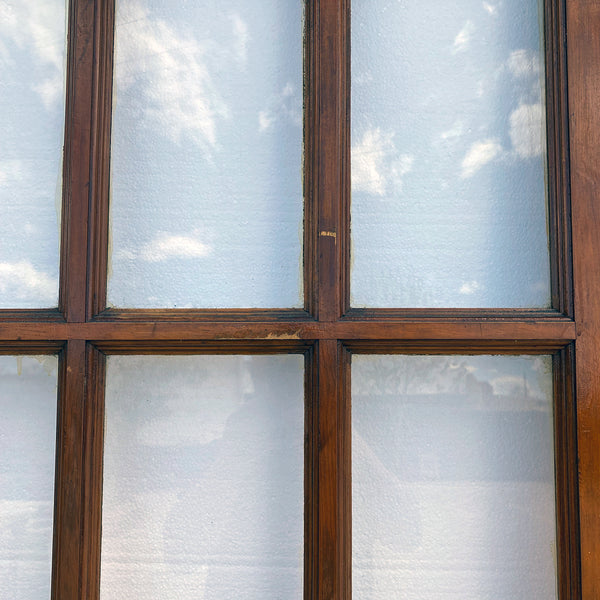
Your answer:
(0, 1), (65, 308)
(351, 0), (550, 308)
(101, 355), (304, 599)
(108, 1), (303, 308)
(0, 356), (58, 599)
(353, 355), (557, 599)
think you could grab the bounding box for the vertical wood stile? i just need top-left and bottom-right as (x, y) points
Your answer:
(315, 340), (350, 600)
(310, 0), (349, 322)
(567, 0), (600, 596)
(88, 0), (115, 318)
(60, 0), (95, 323)
(52, 340), (86, 599)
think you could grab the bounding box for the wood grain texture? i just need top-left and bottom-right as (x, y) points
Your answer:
(0, 316), (576, 343)
(311, 0), (348, 321)
(553, 347), (582, 599)
(545, 0), (573, 316)
(87, 0), (114, 318)
(0, 0), (589, 597)
(59, 0), (95, 323)
(79, 346), (106, 599)
(315, 340), (350, 600)
(567, 0), (600, 595)
(52, 340), (86, 599)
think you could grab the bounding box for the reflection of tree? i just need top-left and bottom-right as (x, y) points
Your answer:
(352, 355), (556, 599)
(101, 356), (303, 599)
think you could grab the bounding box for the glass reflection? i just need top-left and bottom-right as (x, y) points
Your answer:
(351, 0), (550, 308)
(0, 356), (58, 599)
(0, 0), (65, 307)
(101, 355), (304, 599)
(108, 1), (303, 308)
(352, 355), (557, 599)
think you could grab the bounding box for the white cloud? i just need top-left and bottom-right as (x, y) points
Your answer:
(258, 111), (274, 132)
(116, 1), (228, 150)
(507, 49), (540, 78)
(230, 13), (249, 63)
(0, 261), (57, 304)
(141, 233), (212, 262)
(509, 102), (543, 158)
(258, 82), (302, 132)
(459, 280), (483, 295)
(483, 2), (498, 16)
(0, 159), (26, 186)
(440, 121), (465, 141)
(352, 128), (413, 196)
(460, 138), (502, 178)
(0, 0), (65, 109)
(453, 21), (475, 54)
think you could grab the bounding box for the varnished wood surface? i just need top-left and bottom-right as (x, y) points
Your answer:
(52, 340), (86, 599)
(568, 0), (600, 596)
(59, 0), (95, 323)
(1, 0), (593, 598)
(0, 317), (576, 344)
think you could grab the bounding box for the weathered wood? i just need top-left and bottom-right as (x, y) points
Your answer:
(567, 0), (600, 595)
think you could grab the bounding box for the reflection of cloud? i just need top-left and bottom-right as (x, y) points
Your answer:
(507, 49), (539, 78)
(0, 160), (25, 186)
(258, 82), (302, 132)
(230, 13), (249, 63)
(509, 103), (543, 158)
(483, 2), (498, 16)
(459, 280), (483, 295)
(352, 128), (413, 196)
(141, 233), (212, 262)
(0, 261), (56, 304)
(0, 0), (65, 109)
(453, 21), (475, 53)
(460, 139), (502, 178)
(116, 1), (228, 150)
(440, 121), (464, 141)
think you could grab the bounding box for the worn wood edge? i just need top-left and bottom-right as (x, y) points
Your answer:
(567, 0), (600, 595)
(338, 344), (351, 599)
(0, 342), (65, 354)
(304, 346), (318, 600)
(315, 0), (346, 322)
(304, 0), (318, 319)
(554, 347), (582, 599)
(0, 319), (576, 343)
(340, 0), (351, 319)
(88, 0), (115, 319)
(342, 307), (573, 320)
(344, 339), (572, 354)
(59, 0), (94, 323)
(93, 340), (314, 354)
(80, 346), (106, 599)
(0, 309), (66, 322)
(316, 340), (339, 598)
(545, 0), (574, 316)
(52, 340), (86, 599)
(92, 308), (315, 322)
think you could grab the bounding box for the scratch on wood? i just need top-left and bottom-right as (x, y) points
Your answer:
(320, 230), (336, 239)
(265, 331), (301, 340)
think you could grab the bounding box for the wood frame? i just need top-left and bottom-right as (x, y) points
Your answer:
(1, 0), (599, 597)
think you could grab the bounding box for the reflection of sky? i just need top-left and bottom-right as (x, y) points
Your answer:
(0, 356), (58, 599)
(0, 1), (65, 307)
(352, 354), (557, 599)
(101, 355), (304, 599)
(108, 1), (303, 308)
(351, 0), (550, 307)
